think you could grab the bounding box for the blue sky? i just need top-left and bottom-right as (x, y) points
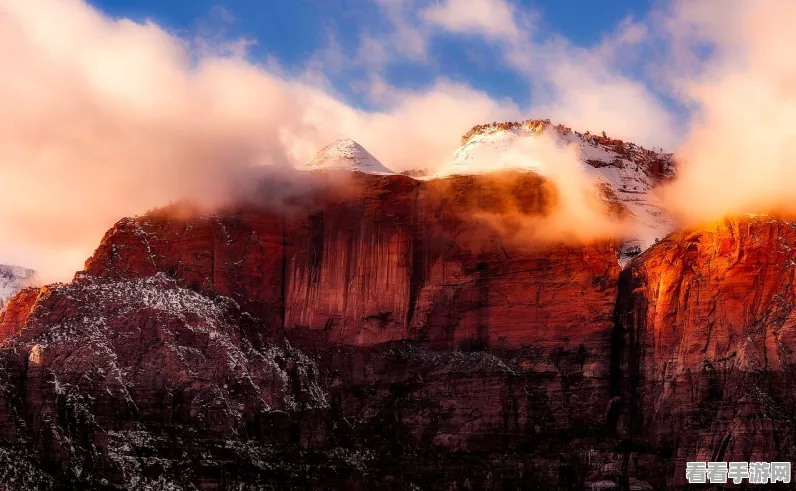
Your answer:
(89, 0), (659, 111)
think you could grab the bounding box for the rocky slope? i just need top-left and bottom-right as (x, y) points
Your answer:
(1, 173), (796, 488)
(0, 273), (342, 489)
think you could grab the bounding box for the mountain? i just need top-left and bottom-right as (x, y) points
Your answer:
(300, 138), (395, 174)
(0, 172), (626, 489)
(300, 123), (674, 265)
(0, 265), (38, 311)
(0, 127), (794, 489)
(440, 119), (676, 263)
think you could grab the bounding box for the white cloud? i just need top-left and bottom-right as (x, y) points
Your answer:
(420, 0), (526, 44)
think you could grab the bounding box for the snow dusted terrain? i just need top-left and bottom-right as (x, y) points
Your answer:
(300, 138), (395, 175)
(436, 120), (676, 264)
(0, 272), (332, 489)
(0, 264), (38, 310)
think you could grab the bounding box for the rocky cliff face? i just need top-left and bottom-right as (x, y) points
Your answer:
(2, 172), (796, 489)
(82, 172), (618, 353)
(614, 216), (796, 487)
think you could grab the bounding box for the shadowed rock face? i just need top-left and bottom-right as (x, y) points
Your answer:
(0, 274), (333, 489)
(1, 173), (796, 489)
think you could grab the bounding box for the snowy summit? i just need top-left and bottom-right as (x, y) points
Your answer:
(300, 138), (395, 175)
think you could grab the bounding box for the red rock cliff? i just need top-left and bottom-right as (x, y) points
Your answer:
(82, 172), (619, 353)
(9, 174), (796, 489)
(0, 171), (629, 489)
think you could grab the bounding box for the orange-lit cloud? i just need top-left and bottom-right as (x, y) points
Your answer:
(435, 131), (628, 244)
(466, 134), (628, 245)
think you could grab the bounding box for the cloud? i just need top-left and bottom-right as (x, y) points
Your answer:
(412, 0), (679, 149)
(192, 6), (258, 59)
(420, 0), (527, 44)
(658, 0), (796, 224)
(361, 0), (430, 66)
(0, 0), (522, 282)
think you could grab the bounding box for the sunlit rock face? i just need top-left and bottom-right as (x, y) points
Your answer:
(82, 172), (620, 353)
(615, 216), (796, 486)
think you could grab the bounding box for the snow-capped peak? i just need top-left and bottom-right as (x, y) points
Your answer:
(300, 138), (395, 175)
(1, 264), (39, 310)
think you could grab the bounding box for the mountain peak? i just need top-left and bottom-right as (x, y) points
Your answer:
(301, 138), (395, 175)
